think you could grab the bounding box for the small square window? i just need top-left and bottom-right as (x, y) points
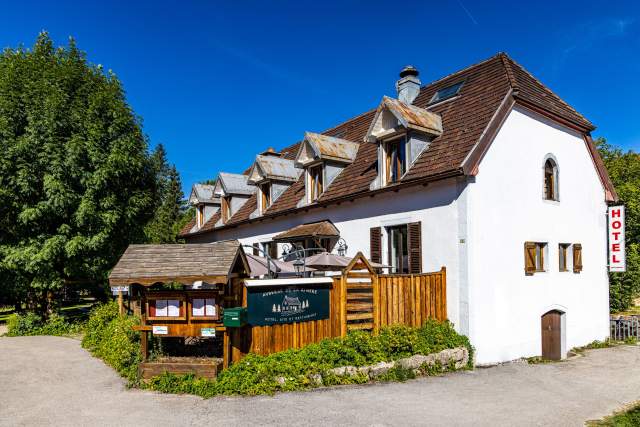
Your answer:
(151, 299), (181, 317)
(429, 81), (464, 104)
(192, 298), (216, 317)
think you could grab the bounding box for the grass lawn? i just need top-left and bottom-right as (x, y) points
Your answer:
(0, 298), (96, 324)
(587, 402), (640, 426)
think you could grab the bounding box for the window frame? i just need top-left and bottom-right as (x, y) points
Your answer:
(221, 196), (231, 223)
(558, 243), (571, 272)
(190, 297), (218, 320)
(196, 205), (205, 227)
(146, 296), (186, 321)
(385, 136), (407, 185)
(260, 182), (271, 213)
(308, 164), (324, 202)
(525, 241), (548, 275)
(542, 156), (559, 202)
(387, 224), (409, 274)
(428, 81), (464, 105)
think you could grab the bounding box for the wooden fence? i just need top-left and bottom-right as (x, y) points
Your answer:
(230, 263), (447, 362)
(376, 270), (447, 329)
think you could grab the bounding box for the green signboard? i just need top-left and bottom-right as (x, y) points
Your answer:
(247, 285), (330, 326)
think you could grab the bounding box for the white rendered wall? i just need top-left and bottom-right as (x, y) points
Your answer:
(468, 107), (610, 365)
(188, 178), (465, 329)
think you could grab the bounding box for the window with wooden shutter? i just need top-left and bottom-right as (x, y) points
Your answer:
(524, 242), (537, 275)
(370, 227), (382, 264)
(573, 244), (583, 273)
(252, 243), (260, 256)
(525, 242), (547, 275)
(407, 222), (422, 273)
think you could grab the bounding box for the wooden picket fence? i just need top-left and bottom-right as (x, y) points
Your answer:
(230, 253), (447, 362)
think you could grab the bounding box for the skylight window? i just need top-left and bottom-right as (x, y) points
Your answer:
(429, 81), (464, 104)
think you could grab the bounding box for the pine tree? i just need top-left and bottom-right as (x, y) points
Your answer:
(0, 33), (157, 314)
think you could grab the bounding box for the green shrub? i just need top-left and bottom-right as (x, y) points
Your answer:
(6, 312), (83, 336)
(588, 402), (640, 426)
(81, 302), (141, 383)
(145, 319), (473, 398)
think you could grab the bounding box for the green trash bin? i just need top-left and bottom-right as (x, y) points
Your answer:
(223, 307), (248, 328)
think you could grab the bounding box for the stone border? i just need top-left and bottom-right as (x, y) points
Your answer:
(275, 347), (469, 386)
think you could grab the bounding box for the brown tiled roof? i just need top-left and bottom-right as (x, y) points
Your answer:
(503, 55), (593, 130)
(182, 53), (614, 237)
(273, 221), (340, 241)
(227, 194), (257, 225)
(179, 217), (196, 237)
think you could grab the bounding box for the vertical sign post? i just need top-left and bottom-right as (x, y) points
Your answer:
(608, 206), (626, 272)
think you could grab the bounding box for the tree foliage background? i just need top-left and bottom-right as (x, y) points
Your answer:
(596, 137), (640, 312)
(0, 33), (185, 313)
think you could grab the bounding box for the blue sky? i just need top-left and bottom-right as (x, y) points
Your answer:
(1, 1), (639, 194)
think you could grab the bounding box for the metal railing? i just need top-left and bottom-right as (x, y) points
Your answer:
(610, 316), (640, 341)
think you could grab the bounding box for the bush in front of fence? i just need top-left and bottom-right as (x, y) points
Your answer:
(145, 320), (474, 397)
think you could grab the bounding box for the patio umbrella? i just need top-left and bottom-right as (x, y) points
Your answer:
(304, 252), (387, 271)
(245, 254), (299, 277)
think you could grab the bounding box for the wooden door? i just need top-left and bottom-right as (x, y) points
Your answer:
(541, 311), (562, 360)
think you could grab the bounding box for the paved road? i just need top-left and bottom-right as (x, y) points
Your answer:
(1, 336), (639, 426)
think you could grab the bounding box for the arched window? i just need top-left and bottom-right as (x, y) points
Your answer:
(543, 158), (558, 201)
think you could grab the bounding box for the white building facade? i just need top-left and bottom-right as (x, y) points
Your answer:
(182, 54), (617, 365)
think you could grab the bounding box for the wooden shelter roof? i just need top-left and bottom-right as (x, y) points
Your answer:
(109, 240), (248, 286)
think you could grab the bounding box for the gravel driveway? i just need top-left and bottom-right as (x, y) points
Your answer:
(1, 336), (639, 426)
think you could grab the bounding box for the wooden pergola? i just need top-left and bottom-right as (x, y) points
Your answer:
(109, 240), (249, 376)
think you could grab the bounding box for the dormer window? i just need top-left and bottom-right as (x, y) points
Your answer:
(308, 164), (324, 202)
(188, 183), (219, 231)
(295, 132), (358, 206)
(247, 154), (299, 217)
(260, 182), (271, 213)
(365, 97), (443, 190)
(385, 136), (407, 184)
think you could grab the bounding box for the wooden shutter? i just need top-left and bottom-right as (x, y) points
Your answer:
(573, 244), (583, 273)
(252, 243), (259, 256)
(524, 242), (536, 275)
(370, 227), (382, 264)
(269, 242), (278, 259)
(407, 222), (422, 274)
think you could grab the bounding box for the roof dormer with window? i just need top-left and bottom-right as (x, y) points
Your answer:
(213, 172), (255, 225)
(365, 96), (443, 189)
(246, 150), (300, 217)
(294, 132), (359, 206)
(188, 183), (220, 230)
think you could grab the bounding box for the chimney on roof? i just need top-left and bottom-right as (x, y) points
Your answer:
(260, 147), (280, 157)
(396, 65), (421, 105)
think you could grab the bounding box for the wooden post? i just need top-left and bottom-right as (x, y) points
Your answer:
(223, 330), (229, 369)
(118, 290), (124, 315)
(372, 272), (379, 335)
(140, 331), (149, 361)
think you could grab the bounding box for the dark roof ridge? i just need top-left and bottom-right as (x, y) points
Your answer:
(499, 52), (519, 92)
(418, 52), (504, 90)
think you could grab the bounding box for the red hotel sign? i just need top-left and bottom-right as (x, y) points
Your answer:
(608, 206), (626, 272)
